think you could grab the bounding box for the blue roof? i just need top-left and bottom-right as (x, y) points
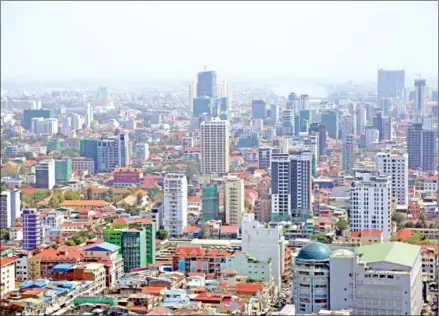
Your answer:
(297, 242), (331, 261)
(20, 281), (48, 289)
(85, 242), (120, 252)
(52, 264), (74, 273)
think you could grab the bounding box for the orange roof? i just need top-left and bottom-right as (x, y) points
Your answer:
(236, 283), (263, 293)
(135, 218), (153, 225)
(188, 196), (202, 203)
(184, 226), (198, 233)
(114, 167), (143, 173)
(361, 229), (383, 236)
(185, 147), (201, 152)
(113, 217), (131, 225)
(35, 248), (83, 261)
(220, 225), (239, 234)
(60, 200), (110, 207)
(395, 228), (412, 241)
(23, 160), (38, 167)
(20, 188), (50, 194)
(141, 286), (166, 295)
(0, 257), (16, 267)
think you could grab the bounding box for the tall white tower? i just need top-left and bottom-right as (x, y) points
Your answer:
(201, 119), (229, 175)
(414, 79), (426, 121)
(163, 173), (188, 238)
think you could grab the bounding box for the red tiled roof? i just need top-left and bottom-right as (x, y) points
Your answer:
(184, 147), (201, 152)
(236, 283), (263, 293)
(395, 228), (412, 240)
(141, 286), (166, 295)
(184, 226), (198, 233)
(0, 257), (16, 267)
(220, 225), (239, 234)
(188, 196), (202, 203)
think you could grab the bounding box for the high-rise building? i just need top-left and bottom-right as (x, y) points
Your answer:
(299, 94), (310, 111)
(364, 126), (379, 147)
(30, 117), (45, 134)
(80, 139), (98, 166)
(407, 123), (436, 172)
(258, 147), (272, 170)
(355, 107), (367, 136)
(117, 133), (130, 168)
(349, 170), (392, 241)
(97, 138), (119, 173)
(35, 159), (56, 189)
(414, 79), (426, 121)
(377, 69), (405, 101)
(342, 135), (355, 175)
(201, 119), (229, 175)
(432, 90), (438, 102)
(309, 123), (327, 158)
(216, 81), (232, 110)
(270, 104), (280, 125)
(44, 118), (58, 135)
(197, 70), (217, 98)
(241, 213), (286, 287)
(287, 92), (299, 110)
(0, 191), (12, 228)
(282, 109), (294, 136)
(340, 114), (355, 139)
(202, 185), (220, 222)
(121, 228), (146, 273)
(373, 112), (392, 141)
(271, 151), (312, 221)
(55, 158), (72, 184)
(22, 109), (56, 130)
(375, 152), (408, 206)
(23, 209), (41, 250)
(224, 176), (244, 225)
(188, 80), (197, 111)
(251, 100), (267, 119)
(163, 173), (188, 237)
(85, 103), (94, 128)
(321, 110), (339, 140)
(134, 142), (149, 160)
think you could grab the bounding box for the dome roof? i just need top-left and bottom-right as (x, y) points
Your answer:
(297, 242), (331, 261)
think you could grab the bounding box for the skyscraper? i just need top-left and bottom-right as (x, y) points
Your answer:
(309, 123), (327, 158)
(373, 112), (392, 141)
(414, 79), (426, 121)
(163, 173), (188, 238)
(355, 107), (367, 136)
(321, 110), (339, 140)
(270, 104), (280, 125)
(407, 123), (436, 172)
(224, 175), (245, 225)
(299, 94), (310, 111)
(251, 100), (267, 119)
(286, 92), (299, 110)
(188, 80), (197, 111)
(216, 81), (232, 110)
(258, 147), (272, 170)
(282, 109), (294, 136)
(271, 151), (312, 221)
(350, 170), (392, 241)
(85, 103), (94, 128)
(377, 69), (405, 101)
(23, 209), (42, 251)
(202, 185), (220, 222)
(342, 135), (355, 175)
(375, 152), (408, 206)
(197, 70), (217, 98)
(201, 119), (229, 175)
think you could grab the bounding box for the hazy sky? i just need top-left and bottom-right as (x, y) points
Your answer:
(1, 1), (438, 82)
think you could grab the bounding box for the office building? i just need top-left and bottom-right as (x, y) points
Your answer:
(342, 135), (355, 175)
(355, 107), (366, 136)
(134, 142), (149, 160)
(44, 118), (58, 135)
(121, 228), (147, 273)
(373, 112), (392, 141)
(30, 117), (45, 134)
(23, 209), (42, 251)
(282, 109), (295, 136)
(414, 79), (426, 121)
(364, 126), (379, 147)
(35, 159), (56, 189)
(22, 109), (56, 130)
(97, 138), (119, 173)
(375, 152), (408, 206)
(224, 176), (244, 225)
(321, 110), (339, 140)
(309, 123), (327, 158)
(349, 170), (392, 241)
(72, 157), (95, 174)
(80, 139), (98, 164)
(270, 104), (280, 124)
(299, 94), (310, 111)
(188, 80), (197, 111)
(85, 103), (94, 128)
(258, 147), (272, 170)
(202, 185), (220, 222)
(163, 173), (188, 237)
(197, 70), (217, 98)
(55, 158), (72, 184)
(201, 119), (229, 175)
(241, 213), (286, 287)
(377, 69), (405, 101)
(271, 151), (312, 221)
(0, 191), (12, 228)
(216, 81), (232, 110)
(252, 118), (264, 132)
(193, 97), (215, 117)
(407, 123), (436, 172)
(293, 242), (331, 314)
(251, 100), (267, 119)
(287, 92), (299, 110)
(340, 114), (355, 139)
(330, 242), (423, 316)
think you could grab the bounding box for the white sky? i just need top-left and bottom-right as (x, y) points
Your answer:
(1, 1), (438, 82)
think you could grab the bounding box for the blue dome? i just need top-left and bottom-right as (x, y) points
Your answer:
(297, 242), (331, 261)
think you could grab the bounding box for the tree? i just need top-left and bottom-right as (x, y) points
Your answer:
(101, 188), (115, 203)
(0, 229), (10, 241)
(404, 222), (414, 228)
(136, 192), (143, 205)
(49, 190), (65, 208)
(407, 232), (421, 244)
(391, 212), (406, 228)
(201, 226), (209, 239)
(186, 163), (200, 180)
(64, 190), (81, 200)
(156, 229), (168, 240)
(414, 221), (424, 228)
(60, 147), (80, 158)
(316, 234), (331, 244)
(65, 239), (75, 246)
(0, 182), (9, 192)
(244, 201), (252, 211)
(86, 187), (93, 200)
(335, 218), (348, 231)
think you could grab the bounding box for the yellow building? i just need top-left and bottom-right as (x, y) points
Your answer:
(1, 257), (16, 296)
(224, 175), (245, 225)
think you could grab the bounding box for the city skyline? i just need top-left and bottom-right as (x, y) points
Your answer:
(1, 1), (438, 82)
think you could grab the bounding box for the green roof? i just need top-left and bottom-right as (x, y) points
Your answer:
(356, 242), (420, 268)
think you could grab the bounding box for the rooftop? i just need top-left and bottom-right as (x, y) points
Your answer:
(356, 242), (420, 268)
(297, 242), (331, 261)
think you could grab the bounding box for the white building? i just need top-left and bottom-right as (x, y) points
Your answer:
(241, 213), (285, 287)
(134, 142), (149, 160)
(414, 79), (426, 121)
(0, 191), (11, 228)
(293, 242), (331, 314)
(35, 159), (56, 189)
(85, 103), (94, 128)
(0, 257), (16, 297)
(201, 119), (229, 175)
(224, 175), (244, 225)
(349, 170), (392, 241)
(44, 118), (58, 135)
(30, 117), (45, 134)
(216, 81), (233, 109)
(364, 127), (379, 147)
(163, 173), (188, 238)
(330, 242), (423, 316)
(355, 107), (367, 136)
(72, 157), (95, 174)
(342, 135), (355, 175)
(45, 210), (65, 228)
(340, 114), (355, 138)
(375, 152), (408, 206)
(252, 118), (264, 132)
